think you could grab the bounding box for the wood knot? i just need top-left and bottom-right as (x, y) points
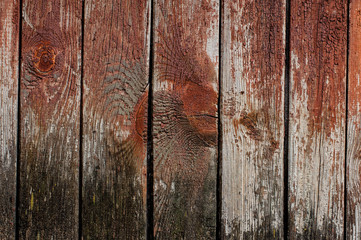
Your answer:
(33, 42), (57, 75)
(22, 31), (68, 109)
(233, 111), (263, 141)
(180, 82), (217, 145)
(23, 31), (64, 81)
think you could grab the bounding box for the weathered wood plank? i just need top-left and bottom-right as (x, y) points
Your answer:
(347, 2), (361, 239)
(289, 0), (347, 238)
(153, 0), (219, 238)
(19, 0), (81, 238)
(0, 0), (19, 238)
(221, 0), (286, 238)
(82, 0), (150, 239)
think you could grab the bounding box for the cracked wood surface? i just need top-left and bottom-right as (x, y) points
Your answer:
(221, 0), (286, 238)
(289, 0), (347, 239)
(82, 0), (150, 239)
(0, 0), (19, 238)
(19, 0), (81, 238)
(153, 0), (219, 238)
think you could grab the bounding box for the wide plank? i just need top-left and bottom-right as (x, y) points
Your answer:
(221, 0), (286, 238)
(19, 0), (81, 238)
(289, 0), (347, 238)
(153, 0), (219, 238)
(347, 1), (361, 239)
(82, 0), (151, 239)
(0, 0), (19, 238)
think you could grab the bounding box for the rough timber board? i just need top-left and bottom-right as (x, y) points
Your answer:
(288, 0), (347, 238)
(82, 0), (151, 239)
(347, 1), (361, 239)
(221, 0), (286, 238)
(0, 0), (19, 238)
(19, 0), (81, 238)
(153, 0), (219, 238)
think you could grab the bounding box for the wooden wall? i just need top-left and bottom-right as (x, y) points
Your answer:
(0, 0), (359, 239)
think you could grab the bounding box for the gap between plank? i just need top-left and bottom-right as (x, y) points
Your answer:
(283, 0), (291, 239)
(344, 0), (350, 239)
(15, 0), (23, 238)
(79, 0), (86, 239)
(216, 0), (223, 239)
(147, 0), (155, 239)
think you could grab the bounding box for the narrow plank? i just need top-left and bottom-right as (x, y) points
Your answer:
(221, 0), (286, 238)
(153, 0), (219, 238)
(82, 0), (150, 239)
(0, 0), (19, 238)
(289, 0), (347, 238)
(347, 1), (361, 239)
(19, 0), (81, 238)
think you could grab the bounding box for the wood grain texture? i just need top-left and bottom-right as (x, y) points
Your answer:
(347, 1), (361, 239)
(0, 0), (19, 238)
(19, 0), (81, 238)
(221, 0), (285, 238)
(289, 0), (347, 238)
(82, 0), (150, 239)
(153, 0), (219, 238)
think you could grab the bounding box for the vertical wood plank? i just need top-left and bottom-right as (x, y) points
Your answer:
(289, 0), (347, 238)
(82, 0), (150, 239)
(19, 0), (81, 238)
(153, 0), (219, 238)
(0, 0), (19, 238)
(221, 0), (286, 238)
(347, 1), (361, 239)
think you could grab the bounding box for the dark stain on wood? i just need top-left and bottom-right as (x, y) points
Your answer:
(222, 215), (282, 240)
(20, 142), (78, 239)
(83, 136), (146, 239)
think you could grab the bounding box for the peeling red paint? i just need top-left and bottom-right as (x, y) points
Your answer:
(289, 0), (347, 238)
(291, 0), (346, 134)
(221, 0), (286, 238)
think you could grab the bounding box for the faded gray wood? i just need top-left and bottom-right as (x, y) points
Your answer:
(0, 0), (19, 238)
(19, 0), (81, 238)
(82, 0), (151, 239)
(221, 0), (286, 238)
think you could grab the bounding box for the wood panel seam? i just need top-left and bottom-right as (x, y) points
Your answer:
(217, 0), (223, 239)
(284, 0), (291, 239)
(79, 0), (86, 239)
(15, 0), (23, 239)
(345, 0), (350, 239)
(147, 0), (155, 239)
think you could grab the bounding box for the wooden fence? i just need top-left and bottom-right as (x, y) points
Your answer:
(0, 0), (359, 239)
